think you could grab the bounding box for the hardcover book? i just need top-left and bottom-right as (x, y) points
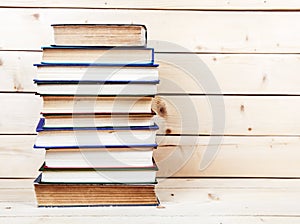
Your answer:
(34, 175), (159, 207)
(44, 147), (155, 168)
(39, 162), (158, 184)
(34, 64), (159, 82)
(41, 46), (154, 65)
(52, 24), (147, 47)
(34, 118), (159, 148)
(41, 96), (154, 114)
(34, 81), (159, 96)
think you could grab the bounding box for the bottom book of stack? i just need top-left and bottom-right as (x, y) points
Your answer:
(34, 157), (159, 207)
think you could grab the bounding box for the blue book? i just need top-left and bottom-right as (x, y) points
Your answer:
(41, 46), (154, 65)
(34, 80), (159, 96)
(34, 118), (159, 149)
(33, 63), (159, 83)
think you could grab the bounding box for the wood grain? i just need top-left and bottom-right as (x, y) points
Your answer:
(2, 217), (300, 224)
(0, 136), (44, 178)
(2, 93), (300, 135)
(1, 0), (300, 10)
(156, 136), (300, 177)
(2, 135), (300, 178)
(3, 52), (300, 95)
(1, 9), (300, 53)
(0, 94), (41, 134)
(1, 179), (300, 223)
(152, 95), (300, 135)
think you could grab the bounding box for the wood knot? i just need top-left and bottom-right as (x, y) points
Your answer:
(0, 58), (3, 66)
(262, 75), (267, 82)
(240, 105), (245, 112)
(248, 127), (252, 131)
(165, 128), (172, 134)
(153, 97), (167, 118)
(159, 107), (166, 116)
(32, 13), (40, 20)
(208, 193), (219, 201)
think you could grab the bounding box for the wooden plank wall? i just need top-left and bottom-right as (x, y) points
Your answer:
(0, 1), (300, 178)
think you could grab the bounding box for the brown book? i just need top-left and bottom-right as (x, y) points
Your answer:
(34, 175), (159, 207)
(52, 24), (147, 47)
(41, 96), (154, 114)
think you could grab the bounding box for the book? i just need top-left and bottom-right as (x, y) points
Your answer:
(34, 81), (159, 96)
(43, 114), (155, 128)
(44, 147), (154, 168)
(39, 163), (158, 184)
(41, 46), (154, 65)
(41, 96), (154, 114)
(34, 175), (159, 207)
(34, 118), (158, 148)
(52, 24), (147, 47)
(34, 64), (159, 82)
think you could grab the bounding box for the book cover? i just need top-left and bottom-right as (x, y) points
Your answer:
(36, 118), (159, 132)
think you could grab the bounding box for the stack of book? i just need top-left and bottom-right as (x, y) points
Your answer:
(33, 24), (160, 207)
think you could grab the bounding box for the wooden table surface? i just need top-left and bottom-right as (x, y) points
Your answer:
(1, 178), (300, 223)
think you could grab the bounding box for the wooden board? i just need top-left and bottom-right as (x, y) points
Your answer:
(3, 52), (300, 95)
(0, 51), (41, 92)
(2, 135), (300, 178)
(0, 136), (44, 178)
(1, 9), (300, 52)
(156, 136), (300, 177)
(0, 93), (41, 134)
(2, 93), (300, 135)
(153, 95), (300, 135)
(1, 178), (300, 223)
(2, 0), (300, 10)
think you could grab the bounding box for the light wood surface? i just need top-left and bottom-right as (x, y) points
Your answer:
(3, 93), (300, 135)
(1, 9), (300, 53)
(3, 52), (300, 95)
(2, 93), (300, 135)
(0, 3), (300, 182)
(1, 178), (300, 223)
(2, 135), (300, 178)
(2, 0), (300, 10)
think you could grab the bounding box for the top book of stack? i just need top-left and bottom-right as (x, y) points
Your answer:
(52, 24), (147, 47)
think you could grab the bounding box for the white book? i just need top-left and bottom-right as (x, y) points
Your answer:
(45, 148), (154, 168)
(41, 47), (154, 65)
(36, 83), (158, 96)
(40, 165), (158, 184)
(34, 65), (159, 82)
(35, 118), (158, 148)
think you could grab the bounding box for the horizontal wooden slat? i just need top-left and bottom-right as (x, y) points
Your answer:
(0, 94), (41, 134)
(0, 136), (44, 178)
(1, 9), (300, 53)
(2, 93), (300, 135)
(3, 52), (300, 95)
(0, 51), (41, 92)
(2, 217), (300, 224)
(153, 95), (300, 135)
(2, 135), (300, 178)
(1, 179), (300, 220)
(156, 136), (300, 177)
(1, 0), (300, 10)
